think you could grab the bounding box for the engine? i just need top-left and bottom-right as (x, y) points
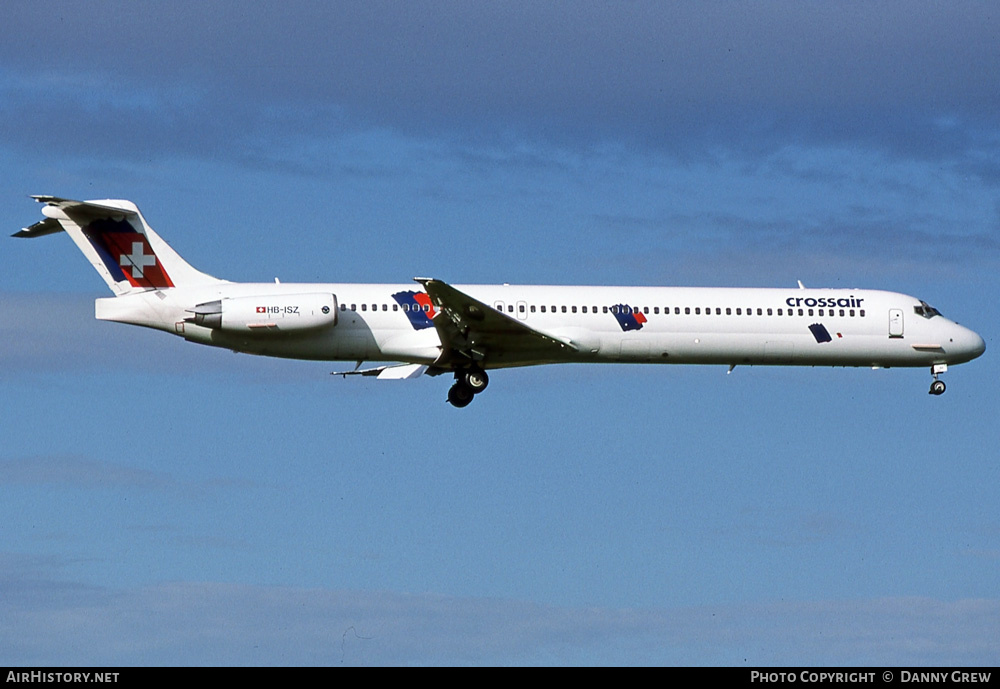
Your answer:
(186, 293), (338, 332)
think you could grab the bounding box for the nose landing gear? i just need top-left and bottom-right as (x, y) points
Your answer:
(929, 363), (947, 396)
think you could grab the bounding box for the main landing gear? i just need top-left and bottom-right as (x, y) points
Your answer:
(929, 363), (947, 396)
(447, 368), (490, 408)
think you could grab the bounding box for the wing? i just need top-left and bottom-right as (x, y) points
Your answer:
(414, 278), (577, 367)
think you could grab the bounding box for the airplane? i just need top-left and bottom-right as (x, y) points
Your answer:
(16, 196), (985, 407)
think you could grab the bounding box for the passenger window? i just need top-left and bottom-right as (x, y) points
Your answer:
(530, 305), (536, 313)
(519, 304), (525, 313)
(798, 308), (804, 316)
(767, 308), (772, 316)
(757, 308), (763, 315)
(808, 309), (814, 316)
(695, 307), (701, 315)
(571, 306), (577, 313)
(860, 310), (866, 317)
(839, 309), (845, 316)
(351, 304), (356, 311)
(777, 308), (782, 316)
(726, 308), (731, 315)
(361, 304), (367, 311)
(685, 307), (691, 315)
(582, 306), (588, 313)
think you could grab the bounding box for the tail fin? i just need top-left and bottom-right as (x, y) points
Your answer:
(15, 196), (222, 295)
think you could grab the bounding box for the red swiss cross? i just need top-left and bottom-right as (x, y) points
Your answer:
(101, 231), (174, 288)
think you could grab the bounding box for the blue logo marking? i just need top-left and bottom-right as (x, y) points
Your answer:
(808, 323), (832, 343)
(392, 290), (435, 330)
(610, 304), (647, 332)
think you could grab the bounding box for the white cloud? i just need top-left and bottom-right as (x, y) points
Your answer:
(0, 455), (173, 489)
(1, 560), (997, 665)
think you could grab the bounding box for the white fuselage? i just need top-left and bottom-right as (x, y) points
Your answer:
(21, 196), (984, 405)
(95, 282), (986, 370)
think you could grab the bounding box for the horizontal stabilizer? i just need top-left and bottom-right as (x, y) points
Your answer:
(14, 217), (63, 238)
(29, 195), (140, 219)
(17, 195), (222, 295)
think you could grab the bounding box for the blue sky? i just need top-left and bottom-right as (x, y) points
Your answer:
(1, 1), (998, 665)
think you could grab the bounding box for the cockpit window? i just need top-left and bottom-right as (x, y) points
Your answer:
(914, 300), (941, 319)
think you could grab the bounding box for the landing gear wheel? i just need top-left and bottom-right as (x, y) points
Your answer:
(464, 369), (489, 394)
(448, 382), (475, 408)
(929, 380), (946, 396)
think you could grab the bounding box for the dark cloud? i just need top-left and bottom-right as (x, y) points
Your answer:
(2, 1), (998, 160)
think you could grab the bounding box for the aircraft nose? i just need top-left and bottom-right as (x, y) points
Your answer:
(970, 330), (986, 359)
(954, 325), (986, 362)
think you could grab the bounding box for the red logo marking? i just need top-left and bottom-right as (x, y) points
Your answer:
(413, 292), (437, 319)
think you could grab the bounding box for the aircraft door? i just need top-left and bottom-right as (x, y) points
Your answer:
(516, 300), (528, 320)
(888, 308), (904, 338)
